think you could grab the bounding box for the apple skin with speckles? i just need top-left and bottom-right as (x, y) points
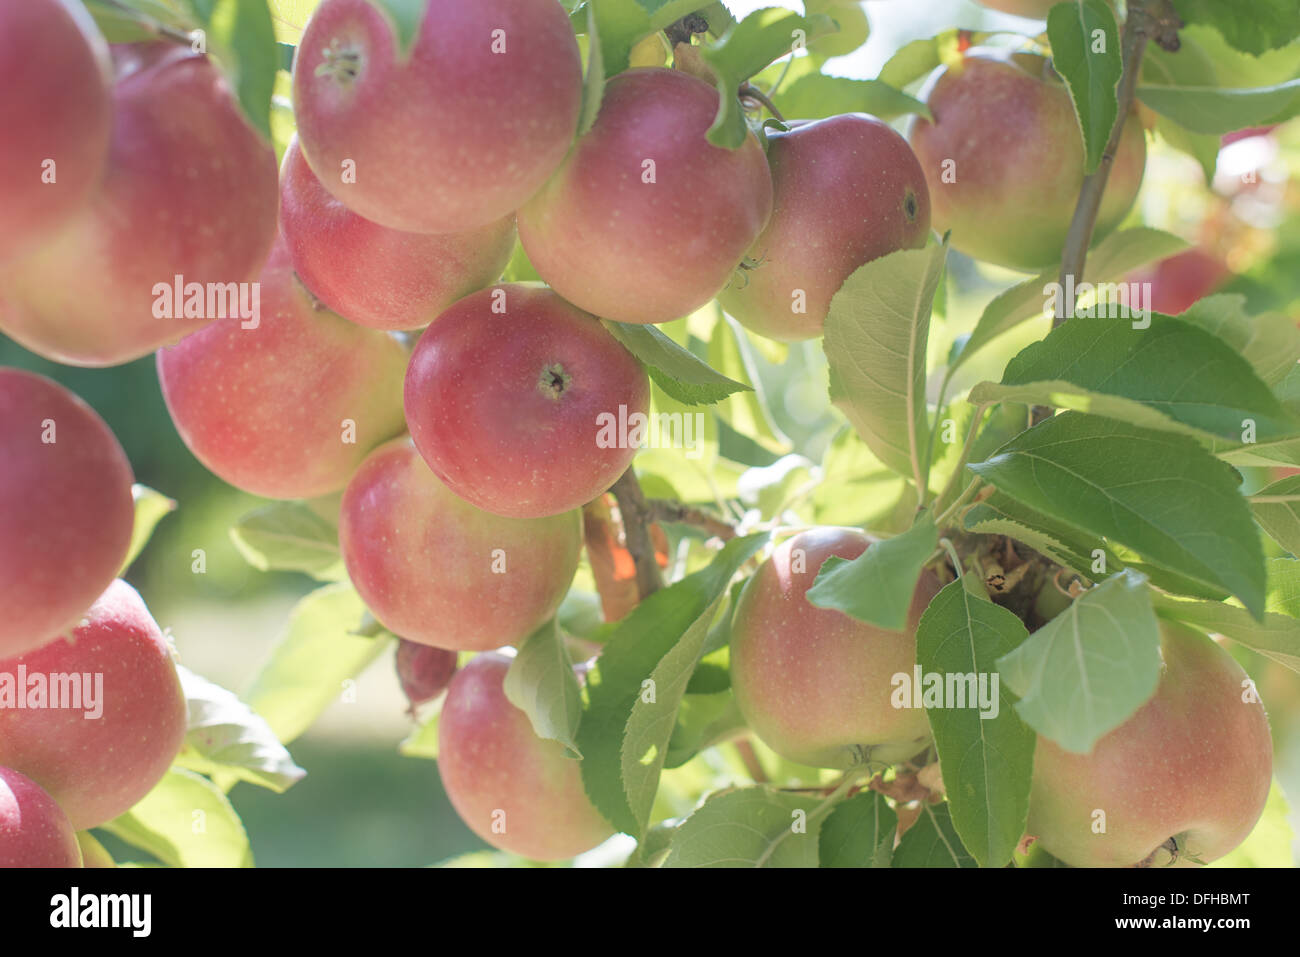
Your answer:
(0, 767), (83, 868)
(729, 528), (940, 769)
(518, 68), (774, 325)
(438, 653), (613, 860)
(156, 239), (409, 500)
(339, 439), (582, 651)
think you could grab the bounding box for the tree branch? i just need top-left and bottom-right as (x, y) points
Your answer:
(609, 467), (666, 599)
(644, 499), (737, 540)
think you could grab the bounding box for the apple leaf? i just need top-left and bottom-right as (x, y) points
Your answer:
(968, 315), (1300, 445)
(120, 484), (176, 574)
(914, 573), (1034, 868)
(1170, 0), (1300, 56)
(661, 786), (824, 867)
(102, 768), (253, 868)
(577, 4), (606, 135)
(818, 791), (897, 868)
(1250, 475), (1300, 557)
(191, 0), (280, 141)
(824, 241), (948, 486)
(242, 584), (394, 745)
(577, 533), (769, 838)
(1177, 294), (1300, 388)
(173, 665), (306, 793)
(398, 710), (440, 760)
(967, 413), (1266, 618)
(951, 227), (1189, 373)
(504, 618), (583, 758)
(584, 0), (711, 78)
(1137, 78), (1300, 135)
(362, 0), (427, 57)
(963, 490), (1119, 582)
(892, 802), (976, 868)
(85, 0), (191, 42)
(229, 502), (345, 580)
(603, 320), (751, 405)
(772, 74), (929, 123)
(1047, 0), (1122, 174)
(699, 7), (837, 148)
(877, 34), (946, 89)
(997, 570), (1162, 753)
(1141, 38), (1222, 183)
(806, 512), (938, 629)
(663, 692), (745, 768)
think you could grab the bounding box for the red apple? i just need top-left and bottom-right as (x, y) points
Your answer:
(156, 240), (409, 500)
(0, 44), (278, 367)
(717, 113), (931, 341)
(1124, 247), (1232, 315)
(730, 529), (939, 768)
(340, 439), (582, 651)
(438, 653), (613, 860)
(909, 50), (1146, 273)
(395, 639), (458, 711)
(0, 369), (134, 659)
(0, 0), (111, 264)
(0, 580), (188, 830)
(0, 767), (82, 868)
(1028, 621), (1273, 867)
(279, 136), (516, 331)
(292, 0), (582, 234)
(517, 67), (774, 324)
(404, 284), (650, 518)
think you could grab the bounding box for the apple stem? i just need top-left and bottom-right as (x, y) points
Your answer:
(609, 467), (666, 598)
(644, 498), (737, 540)
(95, 0), (201, 46)
(738, 83), (786, 123)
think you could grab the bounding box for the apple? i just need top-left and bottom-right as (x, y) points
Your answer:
(0, 369), (134, 659)
(0, 767), (82, 868)
(404, 284), (650, 518)
(279, 136), (516, 331)
(76, 831), (116, 868)
(0, 580), (188, 830)
(395, 639), (459, 712)
(0, 0), (111, 264)
(1027, 620), (1273, 867)
(717, 113), (931, 341)
(339, 439), (582, 651)
(1125, 247), (1232, 315)
(293, 0), (581, 234)
(517, 67), (774, 325)
(0, 44), (278, 367)
(438, 653), (613, 860)
(729, 529), (940, 768)
(156, 239), (410, 500)
(908, 50), (1146, 273)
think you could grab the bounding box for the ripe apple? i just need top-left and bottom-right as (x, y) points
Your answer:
(0, 0), (111, 264)
(0, 580), (188, 830)
(404, 284), (650, 518)
(0, 369), (134, 659)
(0, 44), (278, 367)
(279, 136), (516, 331)
(517, 67), (774, 325)
(156, 240), (409, 500)
(1125, 247), (1232, 315)
(717, 113), (931, 341)
(339, 439), (582, 651)
(729, 529), (940, 768)
(438, 653), (613, 860)
(1027, 621), (1273, 867)
(908, 50), (1146, 273)
(0, 767), (82, 868)
(395, 639), (458, 711)
(293, 0), (581, 234)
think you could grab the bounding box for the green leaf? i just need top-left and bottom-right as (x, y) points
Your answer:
(806, 512), (937, 628)
(1252, 475), (1300, 556)
(825, 241), (948, 484)
(578, 4), (605, 136)
(878, 34), (947, 89)
(242, 583), (394, 745)
(578, 533), (769, 837)
(997, 570), (1162, 752)
(1047, 0), (1122, 174)
(194, 0), (280, 141)
(1137, 78), (1300, 134)
(967, 413), (1266, 617)
(663, 692), (745, 768)
(1141, 40), (1222, 182)
(398, 710), (440, 760)
(603, 320), (750, 405)
(364, 0), (427, 57)
(1209, 779), (1296, 867)
(915, 572), (1034, 868)
(229, 501), (344, 580)
(968, 315), (1299, 445)
(86, 0), (195, 43)
(699, 7), (837, 147)
(1178, 294), (1300, 387)
(952, 227), (1189, 372)
(963, 490), (1117, 581)
(772, 74), (929, 123)
(174, 666), (305, 793)
(504, 618), (582, 758)
(102, 768), (253, 868)
(1170, 0), (1300, 56)
(662, 786), (823, 867)
(818, 790), (897, 867)
(892, 802), (976, 867)
(587, 0), (707, 78)
(120, 485), (176, 573)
